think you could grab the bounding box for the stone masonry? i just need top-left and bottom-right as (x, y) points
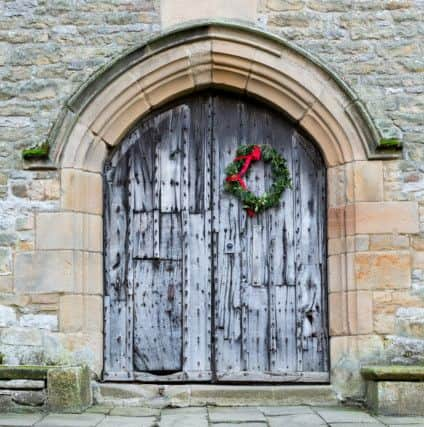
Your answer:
(0, 0), (423, 404)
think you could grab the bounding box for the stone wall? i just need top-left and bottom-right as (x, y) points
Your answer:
(0, 0), (423, 403)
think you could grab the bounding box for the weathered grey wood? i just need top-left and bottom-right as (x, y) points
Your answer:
(215, 371), (329, 382)
(133, 260), (182, 371)
(104, 92), (328, 382)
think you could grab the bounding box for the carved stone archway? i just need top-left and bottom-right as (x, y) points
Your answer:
(34, 22), (411, 399)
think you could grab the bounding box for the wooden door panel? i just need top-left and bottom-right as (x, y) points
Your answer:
(104, 92), (327, 382)
(133, 260), (183, 372)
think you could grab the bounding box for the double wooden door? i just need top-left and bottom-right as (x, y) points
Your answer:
(104, 93), (328, 382)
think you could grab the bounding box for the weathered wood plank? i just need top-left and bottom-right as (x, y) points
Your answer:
(133, 260), (183, 372)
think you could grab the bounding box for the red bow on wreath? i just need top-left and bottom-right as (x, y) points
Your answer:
(225, 145), (262, 217)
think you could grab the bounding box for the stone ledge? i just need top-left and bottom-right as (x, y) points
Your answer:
(361, 365), (424, 381)
(0, 365), (91, 413)
(0, 366), (50, 380)
(362, 365), (424, 416)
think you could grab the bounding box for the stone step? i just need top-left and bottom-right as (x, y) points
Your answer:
(95, 383), (338, 408)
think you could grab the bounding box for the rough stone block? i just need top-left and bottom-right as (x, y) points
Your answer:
(14, 251), (77, 294)
(19, 314), (58, 331)
(355, 251), (411, 290)
(0, 379), (45, 389)
(47, 366), (92, 413)
(0, 305), (17, 327)
(0, 366), (49, 380)
(11, 390), (46, 406)
(366, 380), (424, 416)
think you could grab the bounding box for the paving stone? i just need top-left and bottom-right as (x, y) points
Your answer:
(377, 416), (424, 424)
(0, 413), (44, 426)
(110, 407), (160, 417)
(329, 424), (384, 427)
(98, 416), (157, 427)
(315, 407), (379, 423)
(213, 424), (266, 427)
(260, 405), (314, 415)
(268, 413), (326, 426)
(84, 405), (113, 414)
(208, 407), (266, 422)
(35, 413), (105, 426)
(160, 408), (208, 427)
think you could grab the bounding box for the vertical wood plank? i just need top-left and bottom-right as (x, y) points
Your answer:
(133, 260), (182, 371)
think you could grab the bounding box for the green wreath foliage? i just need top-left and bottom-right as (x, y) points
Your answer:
(224, 144), (292, 215)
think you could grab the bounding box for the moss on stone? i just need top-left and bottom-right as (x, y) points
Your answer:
(0, 365), (50, 380)
(361, 364), (424, 381)
(377, 138), (402, 150)
(47, 365), (91, 413)
(22, 142), (50, 161)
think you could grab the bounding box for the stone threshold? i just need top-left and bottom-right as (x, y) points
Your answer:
(95, 383), (338, 408)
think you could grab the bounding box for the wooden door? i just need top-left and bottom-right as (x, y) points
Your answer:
(104, 92), (328, 382)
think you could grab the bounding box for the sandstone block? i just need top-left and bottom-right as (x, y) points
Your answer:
(370, 234), (410, 251)
(47, 366), (92, 413)
(355, 251), (411, 290)
(61, 169), (102, 215)
(14, 251), (78, 294)
(60, 295), (103, 333)
(60, 295), (84, 333)
(36, 212), (102, 252)
(348, 290), (373, 335)
(328, 206), (345, 238)
(329, 292), (348, 336)
(349, 202), (419, 235)
(349, 161), (384, 202)
(161, 0), (257, 28)
(367, 381), (424, 415)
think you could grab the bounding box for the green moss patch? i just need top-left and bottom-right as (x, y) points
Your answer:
(0, 365), (51, 380)
(22, 142), (50, 161)
(361, 365), (424, 381)
(377, 138), (402, 150)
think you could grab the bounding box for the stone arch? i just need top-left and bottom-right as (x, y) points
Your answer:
(49, 21), (397, 174)
(32, 22), (414, 397)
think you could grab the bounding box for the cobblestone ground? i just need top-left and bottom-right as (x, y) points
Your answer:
(1, 406), (424, 427)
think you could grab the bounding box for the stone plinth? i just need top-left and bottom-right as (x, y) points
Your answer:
(362, 365), (424, 416)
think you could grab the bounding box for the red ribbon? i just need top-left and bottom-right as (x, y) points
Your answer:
(226, 145), (262, 217)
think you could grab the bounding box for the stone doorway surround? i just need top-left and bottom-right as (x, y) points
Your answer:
(19, 22), (416, 400)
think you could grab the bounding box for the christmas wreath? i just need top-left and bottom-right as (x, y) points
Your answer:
(224, 144), (291, 217)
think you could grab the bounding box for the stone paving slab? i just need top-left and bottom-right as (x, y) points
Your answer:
(378, 416), (424, 425)
(268, 413), (326, 426)
(109, 407), (160, 417)
(34, 413), (105, 427)
(259, 405), (315, 415)
(0, 413), (44, 426)
(315, 406), (381, 423)
(97, 416), (157, 427)
(1, 405), (422, 426)
(209, 406), (267, 422)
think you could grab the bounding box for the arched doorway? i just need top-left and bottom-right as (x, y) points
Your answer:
(103, 91), (328, 382)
